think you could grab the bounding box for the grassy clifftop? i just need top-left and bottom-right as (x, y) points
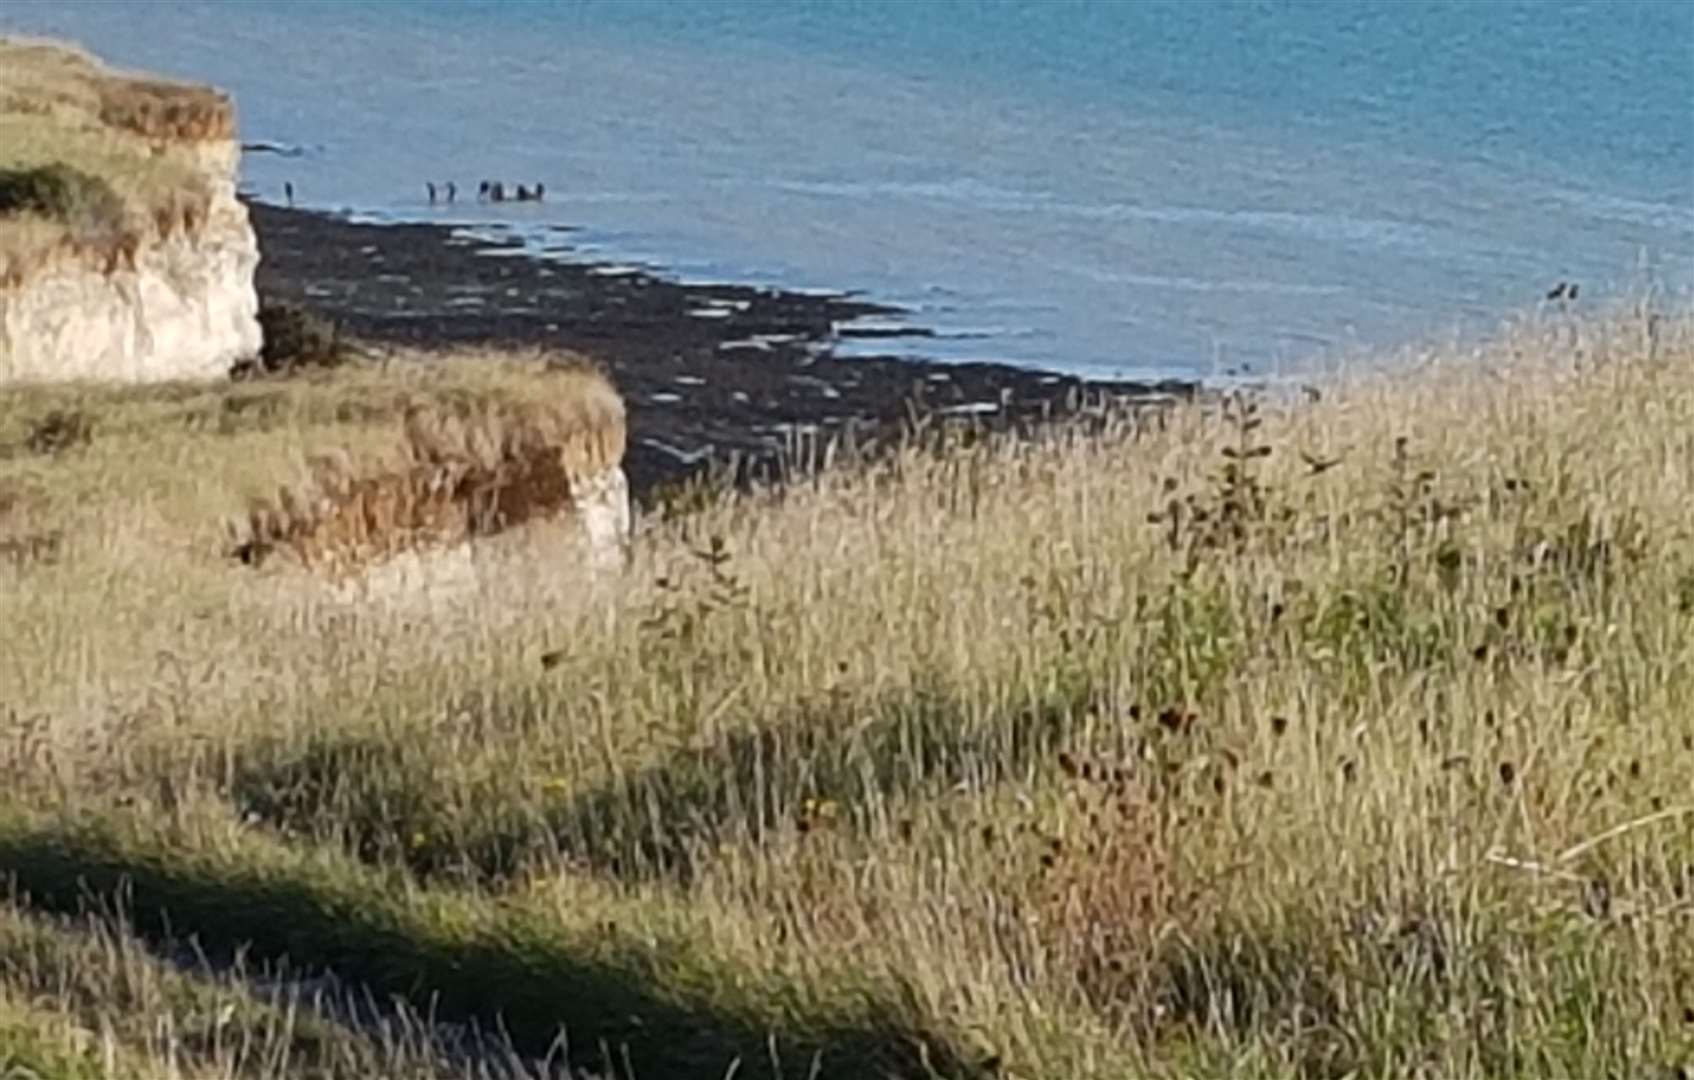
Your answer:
(0, 308), (1690, 1077)
(0, 36), (236, 285)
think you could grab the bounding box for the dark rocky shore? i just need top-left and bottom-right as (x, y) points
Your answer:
(247, 201), (1195, 500)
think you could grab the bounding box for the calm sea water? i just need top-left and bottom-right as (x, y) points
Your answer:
(4, 0), (1690, 379)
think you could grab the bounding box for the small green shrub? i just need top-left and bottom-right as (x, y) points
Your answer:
(0, 164), (124, 239)
(240, 301), (355, 377)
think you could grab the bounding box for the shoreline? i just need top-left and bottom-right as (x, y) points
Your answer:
(247, 199), (1196, 500)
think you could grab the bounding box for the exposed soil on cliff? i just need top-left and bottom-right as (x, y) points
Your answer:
(247, 200), (1195, 501)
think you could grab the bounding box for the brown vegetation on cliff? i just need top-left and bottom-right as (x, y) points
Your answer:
(237, 354), (625, 576)
(0, 345), (623, 574)
(0, 36), (233, 285)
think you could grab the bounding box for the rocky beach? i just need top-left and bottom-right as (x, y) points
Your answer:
(246, 200), (1196, 499)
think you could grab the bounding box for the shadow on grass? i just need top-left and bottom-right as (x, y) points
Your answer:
(0, 821), (985, 1080)
(233, 675), (1096, 888)
(1, 899), (505, 1080)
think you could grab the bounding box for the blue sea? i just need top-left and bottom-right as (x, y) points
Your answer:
(3, 0), (1690, 380)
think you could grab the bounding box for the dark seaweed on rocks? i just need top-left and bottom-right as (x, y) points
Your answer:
(246, 199), (1196, 501)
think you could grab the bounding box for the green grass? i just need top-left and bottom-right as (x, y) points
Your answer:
(0, 891), (557, 1079)
(0, 812), (986, 1078)
(1, 306), (1692, 1077)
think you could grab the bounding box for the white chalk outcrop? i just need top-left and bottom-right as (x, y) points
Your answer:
(573, 462), (633, 571)
(0, 38), (261, 384)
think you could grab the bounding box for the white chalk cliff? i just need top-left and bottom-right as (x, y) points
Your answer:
(0, 145), (260, 383)
(0, 39), (261, 384)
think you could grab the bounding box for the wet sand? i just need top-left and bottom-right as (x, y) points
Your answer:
(247, 201), (1195, 500)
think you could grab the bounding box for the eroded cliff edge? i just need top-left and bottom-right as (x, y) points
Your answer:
(0, 37), (260, 383)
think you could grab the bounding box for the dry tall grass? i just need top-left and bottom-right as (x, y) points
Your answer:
(0, 36), (234, 284)
(1, 307), (1690, 1078)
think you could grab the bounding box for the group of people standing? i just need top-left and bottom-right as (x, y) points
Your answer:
(276, 179), (546, 209)
(426, 180), (546, 205)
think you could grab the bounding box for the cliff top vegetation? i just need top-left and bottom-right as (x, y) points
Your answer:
(0, 342), (624, 575)
(0, 35), (236, 284)
(0, 306), (1690, 1077)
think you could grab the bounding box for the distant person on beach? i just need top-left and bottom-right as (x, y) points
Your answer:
(446, 181), (456, 203)
(491, 181), (506, 202)
(533, 182), (545, 202)
(284, 181), (294, 207)
(478, 180), (489, 202)
(515, 184), (531, 201)
(427, 181), (437, 205)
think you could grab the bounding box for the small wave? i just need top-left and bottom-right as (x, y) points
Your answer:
(773, 176), (1057, 213)
(1531, 185), (1694, 233)
(553, 191), (675, 206)
(931, 326), (1043, 341)
(772, 176), (1451, 249)
(241, 140), (308, 158)
(1077, 269), (1351, 296)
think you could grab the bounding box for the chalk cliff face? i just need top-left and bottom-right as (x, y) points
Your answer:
(0, 39), (261, 384)
(0, 144), (260, 383)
